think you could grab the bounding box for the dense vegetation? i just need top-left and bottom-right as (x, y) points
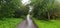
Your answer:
(30, 0), (60, 28)
(0, 18), (23, 28)
(31, 0), (60, 20)
(0, 0), (27, 28)
(1, 0), (60, 20)
(0, 0), (29, 19)
(0, 0), (60, 28)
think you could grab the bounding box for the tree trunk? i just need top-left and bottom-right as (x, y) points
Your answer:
(47, 12), (50, 21)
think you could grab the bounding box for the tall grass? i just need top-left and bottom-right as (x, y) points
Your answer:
(0, 18), (23, 28)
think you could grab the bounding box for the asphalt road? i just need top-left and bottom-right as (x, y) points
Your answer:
(16, 20), (38, 28)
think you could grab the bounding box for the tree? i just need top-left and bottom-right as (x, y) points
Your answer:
(0, 0), (21, 19)
(31, 0), (60, 20)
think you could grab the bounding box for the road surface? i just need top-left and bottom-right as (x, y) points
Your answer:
(16, 20), (38, 28)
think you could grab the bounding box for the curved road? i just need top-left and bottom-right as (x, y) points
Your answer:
(16, 20), (38, 28)
(17, 5), (38, 28)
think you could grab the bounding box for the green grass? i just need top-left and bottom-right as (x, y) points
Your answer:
(34, 19), (60, 28)
(0, 18), (23, 28)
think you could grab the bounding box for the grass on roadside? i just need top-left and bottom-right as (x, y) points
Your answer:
(0, 18), (23, 28)
(34, 19), (60, 28)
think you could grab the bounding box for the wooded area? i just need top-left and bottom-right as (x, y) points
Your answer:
(0, 0), (60, 20)
(0, 0), (60, 28)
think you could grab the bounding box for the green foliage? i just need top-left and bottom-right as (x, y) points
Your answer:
(34, 19), (60, 28)
(20, 5), (29, 16)
(31, 0), (60, 20)
(0, 18), (23, 28)
(14, 5), (29, 18)
(0, 0), (21, 19)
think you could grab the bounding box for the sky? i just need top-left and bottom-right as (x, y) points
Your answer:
(21, 0), (60, 5)
(21, 0), (31, 5)
(57, 0), (60, 2)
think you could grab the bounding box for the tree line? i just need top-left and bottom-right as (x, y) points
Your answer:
(31, 0), (60, 20)
(0, 0), (60, 21)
